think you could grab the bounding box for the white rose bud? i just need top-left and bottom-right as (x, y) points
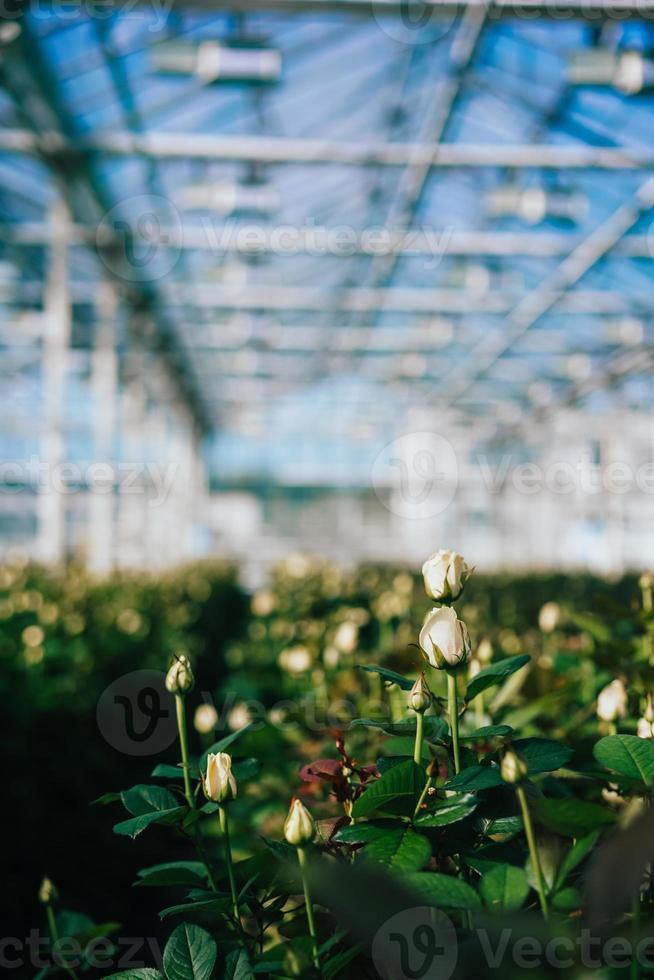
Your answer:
(194, 703), (218, 735)
(501, 750), (528, 784)
(165, 654), (194, 694)
(422, 550), (470, 603)
(283, 797), (316, 846)
(637, 717), (654, 739)
(409, 673), (432, 713)
(538, 602), (561, 634)
(596, 679), (627, 722)
(419, 606), (471, 670)
(203, 752), (237, 803)
(38, 877), (57, 905)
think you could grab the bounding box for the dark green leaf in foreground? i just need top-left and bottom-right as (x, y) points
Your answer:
(512, 737), (572, 773)
(362, 826), (431, 873)
(135, 862), (209, 888)
(106, 971), (163, 980)
(114, 807), (187, 839)
(121, 785), (179, 817)
(480, 864), (529, 912)
(224, 947), (254, 980)
(159, 897), (230, 919)
(459, 725), (514, 741)
(162, 923), (217, 980)
(351, 760), (425, 818)
(593, 735), (654, 785)
(446, 764), (504, 792)
(357, 664), (414, 691)
(534, 798), (615, 837)
(554, 830), (601, 890)
(414, 793), (478, 827)
(405, 872), (482, 910)
(465, 655), (530, 701)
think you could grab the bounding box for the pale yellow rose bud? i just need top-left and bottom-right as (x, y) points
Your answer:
(165, 654), (194, 695)
(38, 877), (57, 905)
(501, 750), (528, 785)
(408, 673), (432, 714)
(596, 679), (627, 722)
(203, 752), (237, 803)
(422, 550), (471, 603)
(419, 606), (471, 670)
(538, 602), (561, 634)
(193, 703), (218, 735)
(283, 798), (316, 846)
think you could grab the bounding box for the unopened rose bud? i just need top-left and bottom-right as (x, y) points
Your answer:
(165, 654), (194, 695)
(476, 638), (493, 664)
(597, 679), (627, 723)
(538, 602), (561, 634)
(645, 693), (654, 724)
(194, 703), (218, 735)
(637, 717), (654, 739)
(422, 550), (471, 604)
(501, 750), (528, 785)
(38, 877), (57, 905)
(409, 673), (432, 713)
(419, 606), (471, 670)
(283, 798), (315, 846)
(203, 752), (237, 803)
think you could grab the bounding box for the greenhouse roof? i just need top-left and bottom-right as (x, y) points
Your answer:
(2, 2), (654, 485)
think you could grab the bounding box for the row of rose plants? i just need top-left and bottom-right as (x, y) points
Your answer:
(35, 552), (654, 978)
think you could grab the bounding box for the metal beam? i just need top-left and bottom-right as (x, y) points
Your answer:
(2, 128), (654, 168)
(3, 222), (654, 258)
(136, 0), (654, 19)
(4, 279), (642, 314)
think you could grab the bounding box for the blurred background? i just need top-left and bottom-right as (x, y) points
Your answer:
(3, 0), (654, 969)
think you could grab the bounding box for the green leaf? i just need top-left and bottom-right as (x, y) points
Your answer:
(159, 898), (230, 919)
(446, 764), (504, 792)
(459, 725), (514, 741)
(106, 971), (163, 980)
(224, 948), (254, 980)
(135, 862), (209, 888)
(465, 655), (530, 701)
(475, 814), (523, 839)
(351, 717), (448, 740)
(199, 726), (253, 772)
(162, 924), (217, 980)
(92, 792), (122, 805)
(405, 872), (482, 910)
(356, 664), (413, 691)
(121, 785), (180, 817)
(333, 820), (402, 844)
(533, 798), (615, 838)
(114, 807), (186, 839)
(351, 760), (425, 818)
(552, 887), (582, 911)
(554, 830), (601, 890)
(480, 864), (529, 912)
(593, 735), (654, 785)
(152, 764), (197, 780)
(363, 827), (431, 873)
(414, 793), (478, 827)
(512, 738), (572, 773)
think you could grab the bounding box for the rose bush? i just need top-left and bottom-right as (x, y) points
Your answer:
(22, 552), (654, 979)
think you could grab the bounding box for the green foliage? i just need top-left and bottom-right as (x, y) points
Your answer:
(21, 560), (654, 977)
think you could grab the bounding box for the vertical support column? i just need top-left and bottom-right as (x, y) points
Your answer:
(88, 283), (118, 574)
(37, 197), (71, 565)
(117, 322), (146, 567)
